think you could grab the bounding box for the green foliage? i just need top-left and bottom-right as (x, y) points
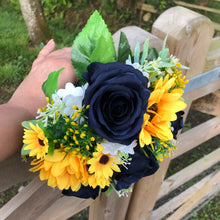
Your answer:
(0, 5), (39, 87)
(9, 0), (20, 10)
(190, 194), (220, 220)
(117, 32), (131, 63)
(133, 42), (140, 63)
(22, 120), (38, 130)
(146, 0), (175, 13)
(140, 39), (149, 65)
(42, 68), (65, 102)
(71, 10), (116, 85)
(147, 48), (159, 61)
(40, 0), (72, 18)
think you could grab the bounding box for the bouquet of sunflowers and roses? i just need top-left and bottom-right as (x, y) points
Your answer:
(21, 11), (188, 199)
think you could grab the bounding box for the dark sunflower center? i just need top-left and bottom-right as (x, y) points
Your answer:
(148, 103), (158, 121)
(38, 138), (45, 146)
(99, 155), (109, 164)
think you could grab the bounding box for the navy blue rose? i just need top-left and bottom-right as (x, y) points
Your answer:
(62, 185), (99, 199)
(82, 62), (150, 145)
(171, 111), (184, 139)
(115, 146), (159, 190)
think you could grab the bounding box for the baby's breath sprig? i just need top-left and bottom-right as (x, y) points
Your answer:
(117, 150), (132, 168)
(36, 95), (65, 126)
(56, 105), (101, 159)
(148, 138), (177, 162)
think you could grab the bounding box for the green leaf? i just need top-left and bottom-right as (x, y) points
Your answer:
(42, 68), (65, 101)
(159, 34), (169, 59)
(21, 144), (31, 156)
(48, 141), (54, 156)
(162, 34), (168, 50)
(147, 48), (159, 61)
(158, 61), (176, 68)
(90, 36), (115, 63)
(140, 39), (149, 65)
(159, 48), (169, 60)
(105, 185), (113, 196)
(117, 32), (131, 63)
(40, 42), (45, 49)
(22, 120), (38, 130)
(71, 10), (116, 85)
(179, 64), (189, 69)
(127, 54), (132, 63)
(149, 75), (157, 82)
(133, 42), (140, 63)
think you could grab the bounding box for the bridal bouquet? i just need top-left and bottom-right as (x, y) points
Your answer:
(21, 11), (188, 199)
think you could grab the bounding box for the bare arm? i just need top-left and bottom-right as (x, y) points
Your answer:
(0, 40), (76, 162)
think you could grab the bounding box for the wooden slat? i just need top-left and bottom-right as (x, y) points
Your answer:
(37, 196), (92, 220)
(113, 26), (163, 53)
(167, 170), (220, 220)
(204, 37), (220, 72)
(0, 177), (62, 220)
(174, 1), (220, 14)
(152, 7), (214, 78)
(158, 148), (220, 199)
(89, 190), (132, 220)
(173, 116), (220, 159)
(126, 159), (171, 220)
(150, 170), (220, 220)
(183, 79), (220, 101)
(213, 22), (220, 31)
(140, 2), (220, 16)
(191, 91), (220, 116)
(184, 67), (220, 94)
(140, 3), (157, 14)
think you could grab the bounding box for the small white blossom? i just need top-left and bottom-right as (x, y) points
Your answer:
(118, 187), (133, 197)
(126, 59), (149, 78)
(170, 55), (179, 65)
(57, 82), (88, 116)
(102, 140), (137, 155)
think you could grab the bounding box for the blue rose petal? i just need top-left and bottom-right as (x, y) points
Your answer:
(115, 146), (159, 190)
(62, 185), (100, 200)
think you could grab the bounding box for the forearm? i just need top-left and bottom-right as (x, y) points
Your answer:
(0, 103), (33, 162)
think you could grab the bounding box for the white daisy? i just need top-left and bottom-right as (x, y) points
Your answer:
(57, 82), (88, 116)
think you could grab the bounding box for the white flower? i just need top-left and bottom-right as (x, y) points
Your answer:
(126, 59), (149, 78)
(102, 140), (137, 155)
(170, 55), (179, 65)
(57, 82), (88, 116)
(126, 59), (140, 69)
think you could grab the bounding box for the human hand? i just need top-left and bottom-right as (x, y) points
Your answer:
(8, 39), (76, 116)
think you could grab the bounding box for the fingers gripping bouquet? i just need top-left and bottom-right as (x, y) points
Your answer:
(22, 11), (188, 199)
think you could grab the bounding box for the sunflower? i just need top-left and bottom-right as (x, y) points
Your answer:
(23, 123), (48, 159)
(87, 144), (121, 189)
(30, 150), (89, 191)
(139, 75), (186, 147)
